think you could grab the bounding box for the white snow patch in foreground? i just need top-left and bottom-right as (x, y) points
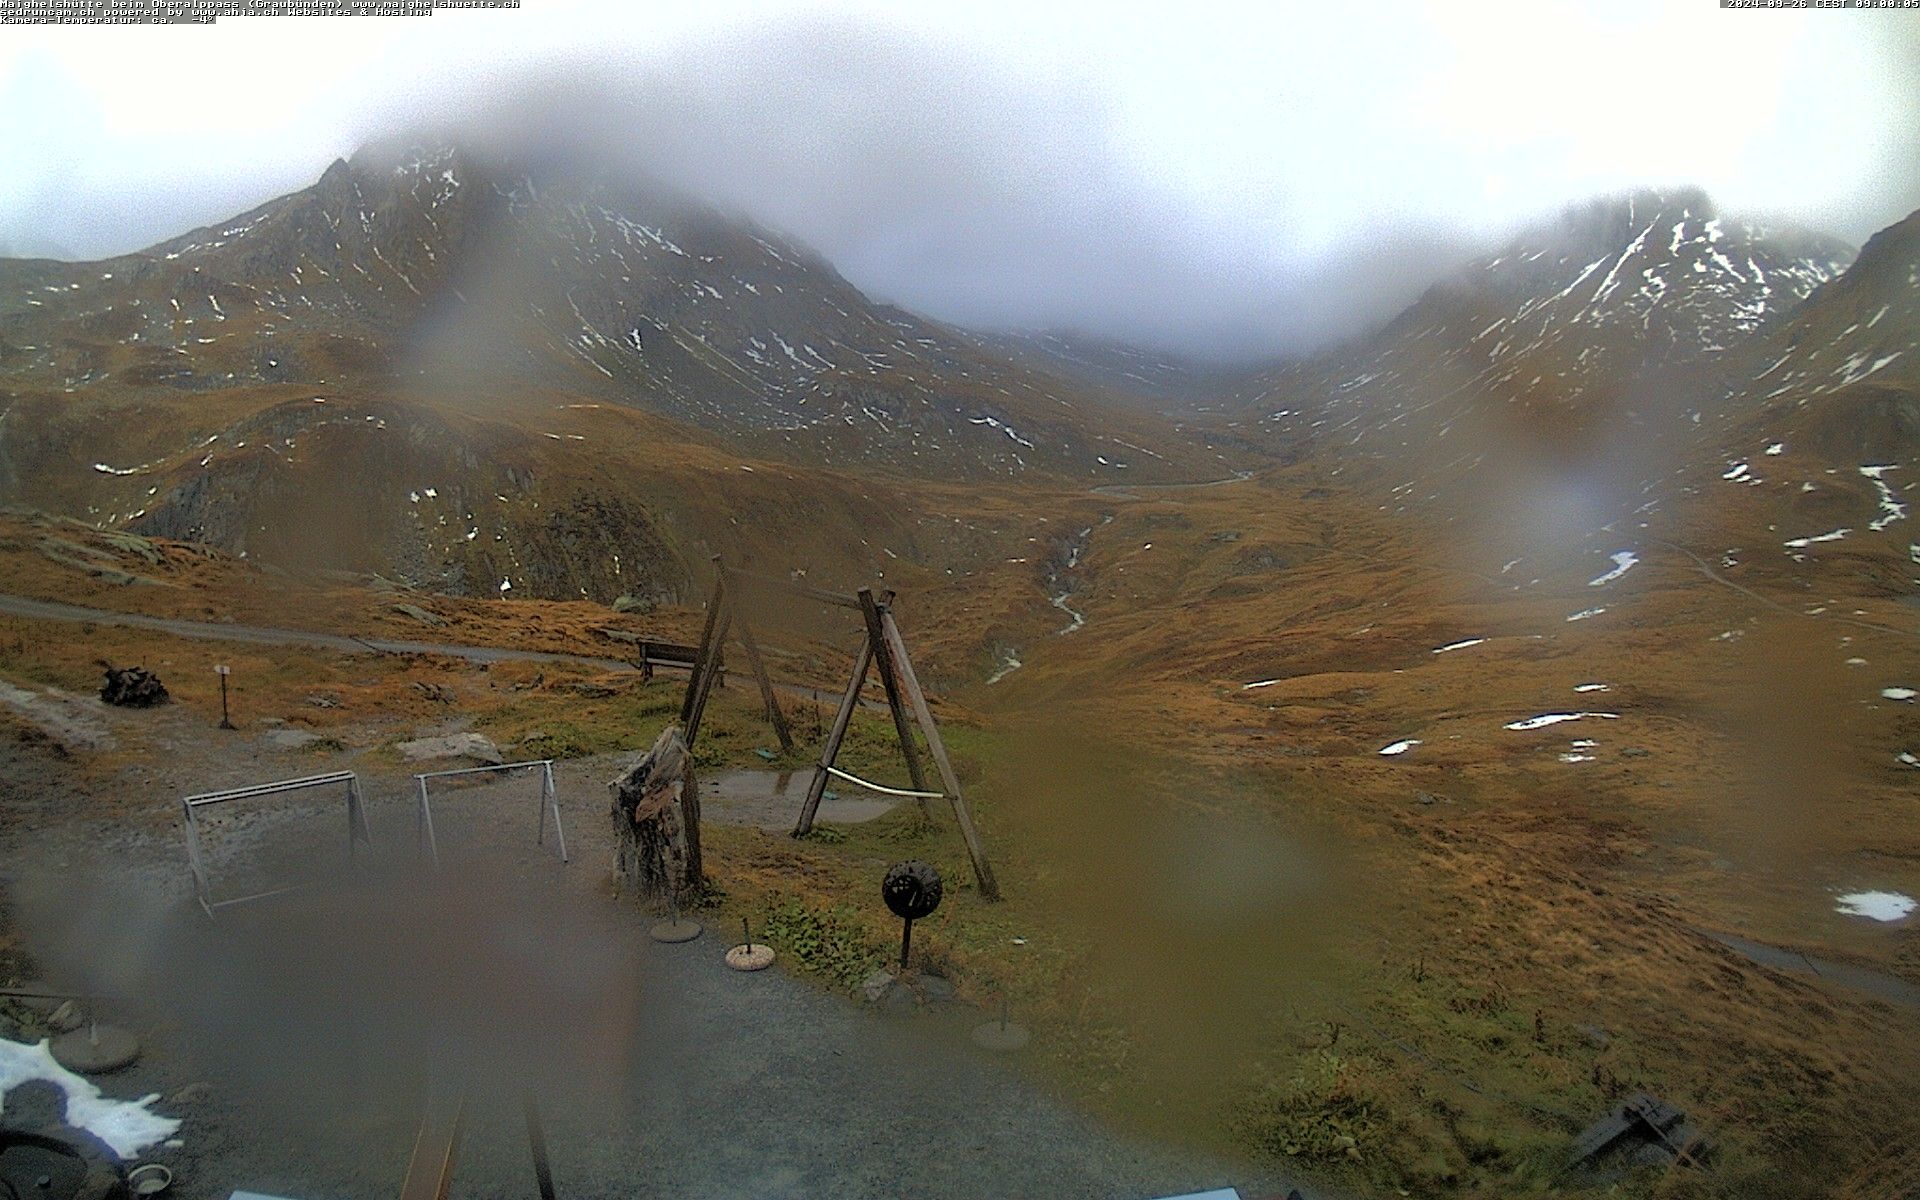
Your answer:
(0, 1038), (179, 1158)
(1883, 687), (1916, 701)
(1835, 891), (1916, 922)
(1505, 712), (1619, 731)
(1573, 683), (1611, 693)
(1379, 739), (1421, 756)
(1566, 607), (1607, 622)
(1587, 551), (1639, 587)
(1432, 638), (1486, 654)
(1241, 679), (1282, 690)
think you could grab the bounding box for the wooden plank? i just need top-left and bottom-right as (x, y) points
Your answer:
(877, 604), (1000, 900)
(793, 633), (874, 836)
(639, 641), (701, 665)
(857, 588), (933, 821)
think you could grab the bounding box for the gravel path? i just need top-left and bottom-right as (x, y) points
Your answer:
(0, 748), (1322, 1200)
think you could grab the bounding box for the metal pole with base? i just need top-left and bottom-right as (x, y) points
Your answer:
(971, 994), (1031, 1051)
(214, 664), (235, 730)
(650, 887), (703, 944)
(726, 916), (774, 971)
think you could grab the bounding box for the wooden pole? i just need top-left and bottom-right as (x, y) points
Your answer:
(793, 633), (874, 836)
(725, 572), (794, 755)
(857, 588), (933, 822)
(877, 604), (1000, 899)
(680, 565), (726, 727)
(683, 602), (733, 747)
(524, 1094), (556, 1200)
(398, 1098), (465, 1200)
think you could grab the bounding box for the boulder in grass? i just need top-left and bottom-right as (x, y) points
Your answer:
(397, 732), (503, 766)
(98, 664), (169, 708)
(391, 602), (446, 628)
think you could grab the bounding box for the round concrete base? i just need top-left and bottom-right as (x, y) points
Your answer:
(725, 943), (776, 972)
(971, 1021), (1031, 1052)
(650, 919), (704, 944)
(50, 1024), (140, 1074)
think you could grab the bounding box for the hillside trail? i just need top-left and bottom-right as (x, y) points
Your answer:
(0, 591), (873, 712)
(1654, 539), (1920, 642)
(1089, 469), (1255, 500)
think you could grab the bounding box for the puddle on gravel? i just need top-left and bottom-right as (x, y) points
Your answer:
(700, 769), (900, 830)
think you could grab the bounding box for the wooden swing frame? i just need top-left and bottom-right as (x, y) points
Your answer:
(678, 559), (1000, 900)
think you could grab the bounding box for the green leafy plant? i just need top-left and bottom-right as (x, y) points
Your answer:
(758, 898), (885, 990)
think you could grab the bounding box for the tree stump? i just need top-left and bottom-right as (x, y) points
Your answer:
(609, 725), (702, 902)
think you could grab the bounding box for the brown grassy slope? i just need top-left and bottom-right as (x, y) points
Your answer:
(946, 466), (1920, 1197)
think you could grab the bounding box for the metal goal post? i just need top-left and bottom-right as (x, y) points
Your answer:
(414, 760), (567, 869)
(181, 771), (374, 918)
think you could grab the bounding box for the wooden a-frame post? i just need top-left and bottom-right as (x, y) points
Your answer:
(680, 557), (794, 754)
(681, 564), (1000, 900)
(857, 588), (934, 824)
(792, 587), (998, 900)
(726, 576), (795, 756)
(869, 591), (998, 900)
(679, 565), (726, 731)
(793, 632), (874, 835)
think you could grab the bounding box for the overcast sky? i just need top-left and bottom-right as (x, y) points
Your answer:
(3, 1), (1916, 358)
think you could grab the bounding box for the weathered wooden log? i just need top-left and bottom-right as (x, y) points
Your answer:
(99, 662), (169, 708)
(609, 725), (703, 902)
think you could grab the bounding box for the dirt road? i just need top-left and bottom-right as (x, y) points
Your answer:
(0, 591), (870, 711)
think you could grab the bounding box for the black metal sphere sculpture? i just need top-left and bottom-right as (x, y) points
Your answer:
(883, 860), (943, 970)
(883, 860), (943, 920)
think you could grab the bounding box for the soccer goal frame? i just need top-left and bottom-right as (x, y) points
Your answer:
(181, 770), (374, 918)
(413, 760), (567, 869)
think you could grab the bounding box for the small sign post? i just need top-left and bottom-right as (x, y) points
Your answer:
(214, 664), (235, 730)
